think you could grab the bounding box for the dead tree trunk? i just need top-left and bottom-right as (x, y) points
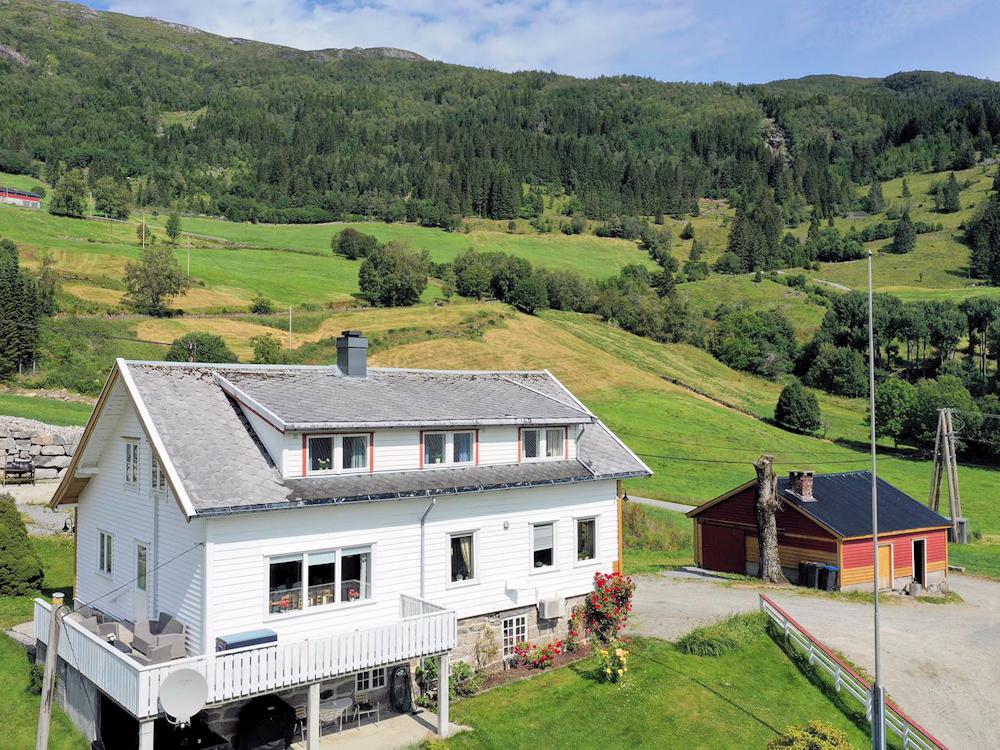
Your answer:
(753, 454), (788, 584)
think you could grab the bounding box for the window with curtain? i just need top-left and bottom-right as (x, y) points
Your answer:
(307, 552), (336, 606)
(546, 428), (565, 458)
(342, 435), (369, 470)
(532, 522), (554, 568)
(424, 433), (445, 465)
(151, 459), (166, 492)
(268, 557), (303, 613)
(98, 531), (112, 574)
(341, 549), (372, 601)
(577, 518), (596, 561)
(453, 432), (474, 464)
(450, 533), (475, 582)
(124, 441), (139, 485)
(522, 429), (540, 459)
(308, 436), (333, 472)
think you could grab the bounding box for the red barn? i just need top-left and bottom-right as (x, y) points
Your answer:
(0, 186), (41, 208)
(687, 470), (950, 592)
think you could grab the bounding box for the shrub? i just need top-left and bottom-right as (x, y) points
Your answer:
(511, 640), (563, 669)
(165, 332), (238, 363)
(767, 721), (855, 750)
(28, 662), (44, 696)
(474, 625), (499, 671)
(249, 296), (273, 315)
(584, 571), (636, 642)
(775, 380), (821, 434)
(596, 639), (630, 683)
(564, 607), (585, 653)
(333, 227), (380, 259)
(250, 333), (286, 364)
(450, 660), (485, 697)
(0, 495), (43, 595)
(675, 612), (766, 657)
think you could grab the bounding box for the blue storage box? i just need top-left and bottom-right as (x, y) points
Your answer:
(215, 628), (277, 652)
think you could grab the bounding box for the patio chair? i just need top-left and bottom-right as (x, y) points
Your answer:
(134, 613), (187, 660)
(1, 459), (34, 486)
(354, 691), (380, 729)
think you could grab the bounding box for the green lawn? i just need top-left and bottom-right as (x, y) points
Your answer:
(0, 535), (85, 750)
(443, 635), (870, 749)
(950, 542), (1000, 580)
(677, 276), (828, 341)
(0, 393), (92, 427)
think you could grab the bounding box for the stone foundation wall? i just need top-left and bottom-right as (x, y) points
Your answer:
(453, 594), (587, 669)
(0, 418), (81, 480)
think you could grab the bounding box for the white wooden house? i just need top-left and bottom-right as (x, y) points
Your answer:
(38, 331), (650, 748)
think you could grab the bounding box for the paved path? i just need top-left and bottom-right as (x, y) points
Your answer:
(631, 569), (1000, 750)
(3, 480), (71, 535)
(629, 495), (696, 514)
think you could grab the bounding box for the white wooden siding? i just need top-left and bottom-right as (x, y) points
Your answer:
(278, 425), (576, 479)
(205, 480), (616, 644)
(75, 401), (205, 652)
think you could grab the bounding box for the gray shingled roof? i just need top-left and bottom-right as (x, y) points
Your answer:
(124, 362), (650, 516)
(778, 472), (950, 537)
(217, 367), (593, 429)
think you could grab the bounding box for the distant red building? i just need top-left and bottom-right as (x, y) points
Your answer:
(686, 471), (950, 592)
(0, 186), (41, 208)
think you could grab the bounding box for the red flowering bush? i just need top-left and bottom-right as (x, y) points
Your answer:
(564, 606), (585, 653)
(584, 571), (636, 643)
(510, 640), (563, 669)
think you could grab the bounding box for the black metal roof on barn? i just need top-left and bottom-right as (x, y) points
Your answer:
(779, 471), (950, 538)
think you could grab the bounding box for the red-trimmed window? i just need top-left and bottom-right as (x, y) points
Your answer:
(520, 427), (568, 462)
(422, 430), (476, 468)
(305, 433), (371, 474)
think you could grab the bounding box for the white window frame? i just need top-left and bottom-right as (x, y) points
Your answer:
(575, 516), (598, 565)
(502, 614), (527, 657)
(135, 542), (149, 591)
(355, 668), (387, 692)
(530, 521), (557, 573)
(422, 430), (476, 469)
(151, 458), (166, 493)
(305, 433), (371, 475)
(124, 439), (140, 488)
(520, 427), (567, 462)
(98, 530), (113, 576)
(265, 544), (375, 618)
(447, 530), (478, 587)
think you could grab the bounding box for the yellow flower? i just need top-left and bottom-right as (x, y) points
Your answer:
(623, 667), (628, 672)
(605, 668), (612, 675)
(600, 649), (608, 657)
(615, 648), (624, 657)
(617, 668), (624, 676)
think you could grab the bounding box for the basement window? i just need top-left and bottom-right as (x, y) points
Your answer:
(502, 615), (527, 657)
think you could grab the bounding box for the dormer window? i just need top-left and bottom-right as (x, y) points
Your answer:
(306, 434), (371, 475)
(422, 430), (477, 468)
(520, 427), (567, 462)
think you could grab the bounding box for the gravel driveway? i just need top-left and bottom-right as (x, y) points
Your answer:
(631, 570), (1000, 750)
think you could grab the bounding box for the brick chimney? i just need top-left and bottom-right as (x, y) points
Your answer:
(336, 330), (368, 378)
(789, 470), (815, 501)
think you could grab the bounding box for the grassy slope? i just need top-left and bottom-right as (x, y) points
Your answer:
(0, 536), (86, 750)
(444, 636), (870, 749)
(0, 394), (92, 426)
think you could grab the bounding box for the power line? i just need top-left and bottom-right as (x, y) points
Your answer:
(618, 430), (853, 456)
(635, 451), (872, 467)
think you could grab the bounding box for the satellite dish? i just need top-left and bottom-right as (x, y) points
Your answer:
(159, 668), (208, 726)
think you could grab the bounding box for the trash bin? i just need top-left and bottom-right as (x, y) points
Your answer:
(803, 562), (821, 589)
(821, 565), (839, 591)
(797, 561), (809, 586)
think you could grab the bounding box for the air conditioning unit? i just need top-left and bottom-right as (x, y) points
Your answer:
(537, 596), (564, 620)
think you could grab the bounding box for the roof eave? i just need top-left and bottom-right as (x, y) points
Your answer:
(283, 416), (596, 430)
(191, 470), (648, 517)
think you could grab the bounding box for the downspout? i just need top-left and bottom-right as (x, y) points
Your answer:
(419, 498), (437, 599)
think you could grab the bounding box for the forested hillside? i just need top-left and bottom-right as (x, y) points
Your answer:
(3, 0), (1000, 226)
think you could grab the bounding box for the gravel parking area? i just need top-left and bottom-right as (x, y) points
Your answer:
(631, 569), (1000, 750)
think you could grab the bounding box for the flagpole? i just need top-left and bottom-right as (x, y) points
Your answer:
(867, 250), (886, 750)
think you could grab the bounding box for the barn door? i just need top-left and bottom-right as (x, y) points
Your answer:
(701, 523), (746, 574)
(877, 544), (893, 591)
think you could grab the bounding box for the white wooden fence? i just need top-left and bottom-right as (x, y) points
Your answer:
(759, 595), (949, 750)
(36, 594), (456, 719)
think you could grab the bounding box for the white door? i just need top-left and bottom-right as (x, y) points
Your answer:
(134, 543), (150, 622)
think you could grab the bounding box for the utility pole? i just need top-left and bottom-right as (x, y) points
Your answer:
(866, 251), (886, 750)
(928, 409), (966, 543)
(36, 592), (65, 750)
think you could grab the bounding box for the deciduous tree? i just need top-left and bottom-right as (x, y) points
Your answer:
(122, 245), (189, 315)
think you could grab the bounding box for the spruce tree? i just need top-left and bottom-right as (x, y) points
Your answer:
(902, 178), (911, 198)
(942, 173), (961, 213)
(864, 178), (885, 214)
(891, 211), (917, 254)
(0, 496), (44, 595)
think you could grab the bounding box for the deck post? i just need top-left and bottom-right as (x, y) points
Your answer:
(307, 681), (320, 750)
(437, 653), (450, 738)
(138, 718), (155, 750)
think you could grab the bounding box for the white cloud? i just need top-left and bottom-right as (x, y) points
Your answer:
(103, 0), (723, 77)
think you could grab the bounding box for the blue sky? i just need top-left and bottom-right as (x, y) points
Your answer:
(87, 0), (1000, 83)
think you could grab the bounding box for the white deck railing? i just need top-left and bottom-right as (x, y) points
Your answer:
(35, 594), (456, 719)
(759, 594), (949, 750)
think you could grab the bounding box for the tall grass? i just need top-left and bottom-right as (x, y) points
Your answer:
(676, 612), (768, 657)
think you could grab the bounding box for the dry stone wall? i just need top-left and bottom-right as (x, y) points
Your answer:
(0, 417), (82, 480)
